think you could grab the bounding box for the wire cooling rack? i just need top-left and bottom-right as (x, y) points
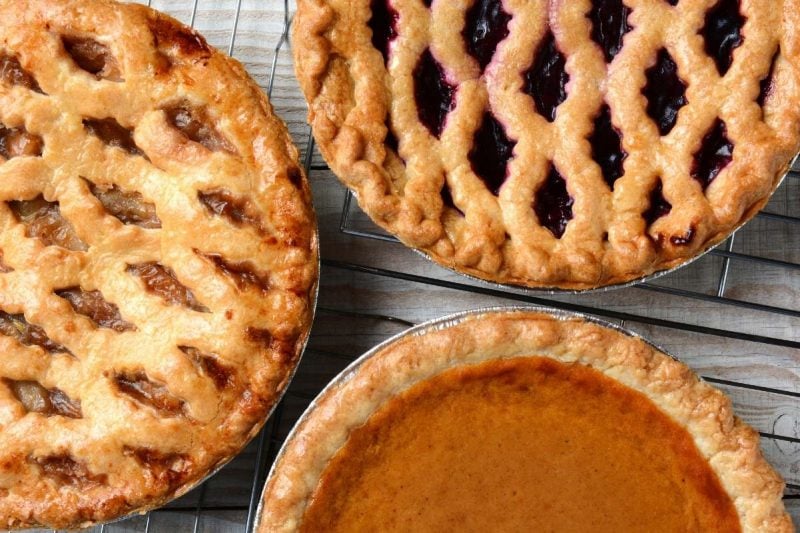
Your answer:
(29, 0), (799, 531)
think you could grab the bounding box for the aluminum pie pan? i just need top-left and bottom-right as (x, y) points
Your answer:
(254, 304), (687, 530)
(356, 154), (799, 296)
(56, 228), (322, 531)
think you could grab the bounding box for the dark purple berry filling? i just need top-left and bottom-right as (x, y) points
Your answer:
(524, 31), (569, 123)
(701, 0), (745, 76)
(462, 0), (512, 72)
(534, 166), (574, 239)
(369, 0), (399, 64)
(642, 180), (672, 225)
(441, 183), (463, 215)
(468, 113), (516, 196)
(588, 0), (632, 63)
(385, 120), (399, 153)
(670, 226), (695, 246)
(691, 119), (733, 190)
(589, 104), (627, 189)
(422, 0), (432, 6)
(666, 0), (678, 5)
(757, 50), (778, 108)
(414, 49), (457, 138)
(642, 49), (687, 135)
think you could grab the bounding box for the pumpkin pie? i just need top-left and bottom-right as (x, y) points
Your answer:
(258, 309), (791, 532)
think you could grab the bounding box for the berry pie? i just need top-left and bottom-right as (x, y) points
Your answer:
(258, 309), (792, 532)
(0, 0), (318, 528)
(293, 0), (800, 289)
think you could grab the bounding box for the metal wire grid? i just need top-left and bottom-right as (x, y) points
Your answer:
(35, 0), (796, 530)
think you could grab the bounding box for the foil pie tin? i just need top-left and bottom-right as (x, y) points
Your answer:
(253, 305), (684, 529)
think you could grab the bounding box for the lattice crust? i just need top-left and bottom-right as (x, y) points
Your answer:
(293, 0), (800, 289)
(0, 0), (318, 528)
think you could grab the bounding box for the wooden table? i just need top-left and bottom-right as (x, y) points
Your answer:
(40, 1), (800, 531)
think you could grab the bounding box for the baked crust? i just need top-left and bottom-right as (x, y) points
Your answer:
(292, 0), (800, 289)
(0, 0), (318, 528)
(258, 309), (792, 533)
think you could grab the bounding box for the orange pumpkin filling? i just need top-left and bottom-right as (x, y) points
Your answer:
(301, 356), (741, 532)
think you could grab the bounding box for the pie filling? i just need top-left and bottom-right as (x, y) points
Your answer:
(413, 49), (455, 138)
(642, 48), (687, 136)
(462, 0), (511, 72)
(301, 357), (741, 532)
(358, 0), (767, 281)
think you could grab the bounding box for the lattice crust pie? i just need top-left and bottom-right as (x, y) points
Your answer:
(258, 309), (792, 533)
(294, 0), (800, 289)
(0, 0), (318, 528)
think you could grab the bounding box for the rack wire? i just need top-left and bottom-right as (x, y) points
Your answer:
(41, 0), (799, 531)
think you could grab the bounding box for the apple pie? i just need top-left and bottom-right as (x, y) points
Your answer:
(0, 0), (318, 528)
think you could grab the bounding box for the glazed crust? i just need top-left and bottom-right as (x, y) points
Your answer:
(293, 0), (800, 289)
(0, 0), (318, 528)
(258, 309), (792, 533)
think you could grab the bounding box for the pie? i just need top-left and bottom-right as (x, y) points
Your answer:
(258, 309), (792, 532)
(293, 0), (800, 289)
(0, 0), (318, 528)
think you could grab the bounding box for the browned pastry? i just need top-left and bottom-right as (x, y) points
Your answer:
(258, 309), (792, 532)
(293, 0), (800, 289)
(0, 0), (318, 528)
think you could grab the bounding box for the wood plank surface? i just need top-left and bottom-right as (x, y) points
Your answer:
(25, 0), (800, 531)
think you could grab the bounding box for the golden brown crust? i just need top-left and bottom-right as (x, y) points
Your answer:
(258, 309), (792, 533)
(0, 0), (318, 528)
(292, 0), (800, 289)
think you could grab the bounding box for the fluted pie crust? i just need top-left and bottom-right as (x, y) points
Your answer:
(293, 0), (800, 289)
(258, 309), (792, 532)
(0, 0), (318, 528)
